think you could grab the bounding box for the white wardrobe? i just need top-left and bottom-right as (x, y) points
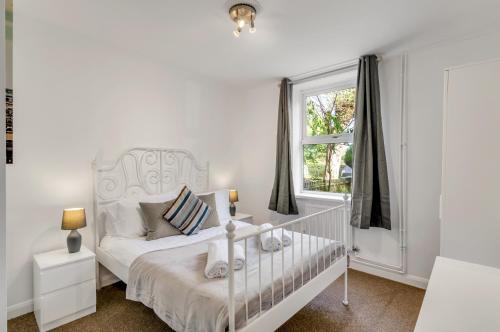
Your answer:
(440, 58), (500, 268)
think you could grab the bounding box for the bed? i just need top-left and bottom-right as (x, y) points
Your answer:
(93, 147), (349, 332)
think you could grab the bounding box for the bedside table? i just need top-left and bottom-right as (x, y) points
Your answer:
(33, 246), (96, 331)
(231, 212), (253, 224)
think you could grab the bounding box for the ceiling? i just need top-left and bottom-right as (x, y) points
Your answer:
(15, 0), (500, 85)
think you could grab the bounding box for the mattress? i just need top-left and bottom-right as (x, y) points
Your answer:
(99, 220), (252, 268)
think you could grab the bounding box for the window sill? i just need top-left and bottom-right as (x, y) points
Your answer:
(296, 192), (350, 203)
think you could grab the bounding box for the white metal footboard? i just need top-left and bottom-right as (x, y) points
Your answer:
(226, 198), (350, 332)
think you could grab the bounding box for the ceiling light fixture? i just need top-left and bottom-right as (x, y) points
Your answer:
(229, 3), (257, 37)
(233, 26), (241, 37)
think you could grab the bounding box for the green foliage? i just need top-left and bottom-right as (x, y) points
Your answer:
(343, 145), (353, 168)
(306, 88), (355, 137)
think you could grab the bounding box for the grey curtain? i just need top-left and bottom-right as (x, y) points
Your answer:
(350, 55), (391, 230)
(268, 78), (299, 215)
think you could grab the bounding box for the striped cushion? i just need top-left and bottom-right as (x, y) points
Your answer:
(163, 186), (211, 235)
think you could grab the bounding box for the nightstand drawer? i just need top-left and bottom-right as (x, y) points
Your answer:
(39, 257), (95, 294)
(40, 279), (96, 324)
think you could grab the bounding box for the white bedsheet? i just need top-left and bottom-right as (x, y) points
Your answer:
(99, 220), (252, 268)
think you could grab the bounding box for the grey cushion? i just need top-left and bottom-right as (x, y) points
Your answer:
(198, 192), (221, 229)
(139, 200), (182, 240)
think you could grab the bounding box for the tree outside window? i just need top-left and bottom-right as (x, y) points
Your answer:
(302, 87), (355, 194)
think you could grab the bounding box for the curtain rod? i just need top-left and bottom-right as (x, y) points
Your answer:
(281, 56), (382, 86)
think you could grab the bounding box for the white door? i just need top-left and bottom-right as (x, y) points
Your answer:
(441, 58), (500, 268)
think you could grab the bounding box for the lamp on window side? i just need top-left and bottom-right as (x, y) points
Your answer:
(61, 208), (86, 253)
(229, 190), (239, 216)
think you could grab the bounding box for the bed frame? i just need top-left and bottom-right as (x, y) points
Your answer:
(227, 205), (349, 332)
(93, 147), (209, 285)
(93, 147), (349, 332)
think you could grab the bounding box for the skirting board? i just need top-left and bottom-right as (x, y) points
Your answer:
(350, 261), (428, 289)
(7, 299), (33, 320)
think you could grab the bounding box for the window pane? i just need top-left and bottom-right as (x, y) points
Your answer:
(305, 87), (355, 137)
(303, 143), (352, 194)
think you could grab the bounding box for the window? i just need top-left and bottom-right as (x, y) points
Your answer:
(301, 85), (356, 194)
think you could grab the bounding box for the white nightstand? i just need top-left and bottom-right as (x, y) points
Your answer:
(231, 212), (253, 224)
(33, 246), (96, 331)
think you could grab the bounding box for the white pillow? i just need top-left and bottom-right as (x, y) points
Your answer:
(101, 204), (119, 237)
(215, 189), (231, 224)
(103, 200), (146, 238)
(103, 187), (183, 238)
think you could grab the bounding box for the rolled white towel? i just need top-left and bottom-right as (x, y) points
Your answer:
(205, 239), (245, 279)
(281, 229), (292, 247)
(259, 223), (282, 252)
(233, 244), (245, 270)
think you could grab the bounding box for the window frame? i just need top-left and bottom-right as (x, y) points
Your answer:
(299, 80), (356, 197)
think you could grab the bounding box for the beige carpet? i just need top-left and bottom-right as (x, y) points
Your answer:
(8, 269), (424, 332)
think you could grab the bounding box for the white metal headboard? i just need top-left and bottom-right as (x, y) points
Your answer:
(93, 147), (209, 243)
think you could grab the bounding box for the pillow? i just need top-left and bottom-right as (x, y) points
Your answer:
(139, 200), (182, 240)
(197, 192), (221, 229)
(101, 186), (183, 238)
(103, 200), (146, 238)
(102, 203), (119, 237)
(214, 189), (231, 224)
(164, 186), (211, 235)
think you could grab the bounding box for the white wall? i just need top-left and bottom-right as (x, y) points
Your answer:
(235, 81), (279, 224)
(234, 30), (500, 283)
(7, 8), (241, 315)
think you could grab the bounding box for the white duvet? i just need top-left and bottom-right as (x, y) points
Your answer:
(99, 220), (252, 268)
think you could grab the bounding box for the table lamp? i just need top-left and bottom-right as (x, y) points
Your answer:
(61, 208), (87, 253)
(229, 190), (238, 216)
